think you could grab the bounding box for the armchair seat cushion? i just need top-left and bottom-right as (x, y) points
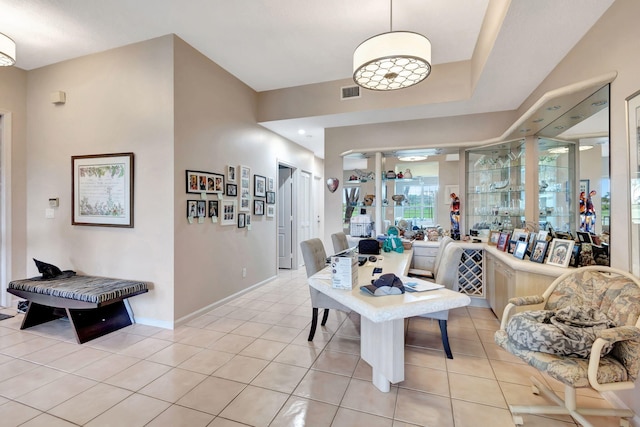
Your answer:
(495, 329), (629, 388)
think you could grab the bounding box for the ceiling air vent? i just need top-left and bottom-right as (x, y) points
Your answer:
(341, 85), (361, 100)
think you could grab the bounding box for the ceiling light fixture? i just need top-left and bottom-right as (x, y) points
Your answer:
(398, 155), (427, 162)
(0, 32), (16, 66)
(353, 0), (431, 91)
(579, 145), (594, 151)
(549, 147), (569, 154)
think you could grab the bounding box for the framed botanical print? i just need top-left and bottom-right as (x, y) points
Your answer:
(221, 199), (237, 226)
(254, 175), (266, 198)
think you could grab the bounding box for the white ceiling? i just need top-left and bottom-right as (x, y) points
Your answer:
(0, 0), (614, 157)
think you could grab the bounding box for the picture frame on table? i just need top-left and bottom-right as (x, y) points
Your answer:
(513, 241), (528, 259)
(526, 232), (537, 255)
(239, 165), (251, 211)
(186, 170), (224, 194)
(227, 165), (237, 183)
(72, 152), (134, 227)
(226, 183), (237, 197)
(529, 240), (549, 263)
(488, 230), (500, 246)
(254, 174), (266, 198)
(507, 240), (517, 254)
(577, 231), (593, 244)
(266, 205), (275, 218)
(497, 232), (510, 251)
(208, 200), (219, 218)
(570, 243), (581, 267)
(266, 191), (276, 204)
(238, 213), (246, 228)
(220, 199), (237, 226)
(546, 238), (576, 268)
(254, 199), (265, 215)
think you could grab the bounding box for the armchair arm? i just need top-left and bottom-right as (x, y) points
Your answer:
(507, 295), (545, 306)
(587, 326), (640, 392)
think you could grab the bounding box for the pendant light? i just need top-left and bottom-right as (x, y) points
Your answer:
(0, 33), (16, 66)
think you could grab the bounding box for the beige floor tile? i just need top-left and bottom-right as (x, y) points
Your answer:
(16, 373), (96, 411)
(483, 341), (527, 363)
(404, 346), (447, 371)
(274, 343), (321, 368)
(146, 342), (203, 366)
(204, 317), (246, 333)
(332, 407), (393, 427)
(231, 320), (273, 338)
(87, 332), (146, 352)
(138, 367), (207, 402)
(0, 359), (39, 382)
(399, 364), (450, 397)
(270, 395), (338, 427)
(219, 385), (288, 426)
(22, 341), (81, 365)
(473, 317), (501, 331)
(239, 337), (287, 360)
(209, 417), (253, 426)
(293, 369), (350, 405)
(0, 400), (43, 425)
(452, 399), (516, 427)
(311, 349), (359, 376)
(477, 327), (500, 342)
(276, 314), (311, 328)
(184, 314), (218, 328)
(247, 311), (287, 325)
(0, 335), (59, 357)
(324, 335), (361, 355)
(498, 381), (576, 424)
(405, 330), (445, 352)
(212, 354), (269, 383)
(445, 353), (495, 379)
(261, 325), (300, 343)
(394, 387), (454, 427)
(0, 365), (67, 399)
(150, 325), (203, 342)
(176, 376), (245, 415)
(352, 358), (373, 381)
(46, 346), (111, 372)
(225, 308), (262, 321)
(207, 333), (255, 353)
(117, 336), (172, 358)
(178, 348), (234, 375)
(48, 383), (132, 425)
(265, 303), (299, 315)
(85, 392), (170, 427)
(123, 323), (165, 337)
(19, 412), (78, 427)
(0, 353), (12, 365)
(449, 372), (507, 408)
(490, 359), (547, 386)
(177, 329), (226, 347)
(146, 404), (215, 427)
(103, 359), (172, 391)
(341, 378), (398, 418)
(448, 337), (487, 358)
(0, 330), (35, 349)
(74, 353), (140, 381)
(251, 361), (307, 393)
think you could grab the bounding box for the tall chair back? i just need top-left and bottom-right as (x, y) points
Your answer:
(300, 238), (327, 277)
(331, 232), (349, 254)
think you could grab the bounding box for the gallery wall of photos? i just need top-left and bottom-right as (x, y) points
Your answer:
(186, 165), (276, 229)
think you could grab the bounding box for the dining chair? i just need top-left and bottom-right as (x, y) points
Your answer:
(300, 238), (351, 341)
(408, 236), (454, 280)
(416, 243), (464, 358)
(331, 232), (349, 254)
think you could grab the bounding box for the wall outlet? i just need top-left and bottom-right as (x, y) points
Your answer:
(242, 267), (247, 278)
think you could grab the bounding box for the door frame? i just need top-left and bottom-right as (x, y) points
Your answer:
(0, 111), (13, 307)
(277, 160), (298, 270)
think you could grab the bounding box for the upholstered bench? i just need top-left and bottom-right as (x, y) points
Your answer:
(8, 275), (148, 343)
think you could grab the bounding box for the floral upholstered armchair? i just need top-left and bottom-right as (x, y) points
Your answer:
(494, 266), (640, 427)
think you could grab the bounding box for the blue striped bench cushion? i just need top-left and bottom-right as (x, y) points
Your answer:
(8, 275), (148, 304)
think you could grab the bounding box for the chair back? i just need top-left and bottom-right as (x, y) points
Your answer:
(432, 236), (454, 277)
(331, 232), (349, 254)
(434, 244), (463, 291)
(300, 238), (328, 277)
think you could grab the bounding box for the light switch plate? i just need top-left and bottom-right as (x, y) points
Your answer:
(45, 208), (55, 219)
(48, 198), (59, 207)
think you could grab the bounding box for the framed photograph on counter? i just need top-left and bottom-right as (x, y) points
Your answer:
(529, 240), (548, 263)
(546, 238), (575, 268)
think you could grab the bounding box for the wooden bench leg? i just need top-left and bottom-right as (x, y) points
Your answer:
(66, 301), (133, 344)
(21, 302), (65, 329)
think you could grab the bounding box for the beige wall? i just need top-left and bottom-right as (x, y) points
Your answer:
(0, 66), (28, 296)
(25, 36), (176, 326)
(173, 37), (318, 321)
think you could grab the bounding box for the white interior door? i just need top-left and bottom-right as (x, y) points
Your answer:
(278, 165), (293, 269)
(299, 171), (312, 244)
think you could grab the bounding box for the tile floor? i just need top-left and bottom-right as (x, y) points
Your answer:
(0, 269), (623, 427)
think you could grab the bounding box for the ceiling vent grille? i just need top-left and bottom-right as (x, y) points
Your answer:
(341, 85), (361, 100)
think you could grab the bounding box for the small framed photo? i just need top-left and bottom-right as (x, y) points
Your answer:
(530, 240), (549, 263)
(227, 165), (237, 183)
(488, 230), (500, 246)
(512, 228), (528, 242)
(497, 232), (511, 251)
(208, 200), (219, 218)
(577, 231), (593, 244)
(267, 177), (275, 192)
(186, 170), (224, 194)
(254, 199), (265, 215)
(546, 238), (576, 268)
(570, 243), (581, 267)
(266, 191), (276, 204)
(507, 240), (517, 254)
(246, 214), (251, 226)
(239, 165), (251, 211)
(266, 205), (275, 218)
(187, 200), (206, 218)
(226, 183), (237, 197)
(254, 174), (266, 197)
(537, 230), (549, 241)
(513, 241), (527, 259)
(527, 232), (537, 255)
(221, 199), (237, 226)
(238, 213), (246, 228)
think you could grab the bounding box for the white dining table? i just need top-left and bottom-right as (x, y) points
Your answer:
(308, 249), (471, 392)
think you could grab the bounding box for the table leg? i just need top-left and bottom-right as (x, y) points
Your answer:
(360, 317), (404, 392)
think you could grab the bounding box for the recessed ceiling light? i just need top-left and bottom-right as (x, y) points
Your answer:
(547, 105), (562, 111)
(579, 145), (594, 151)
(591, 100), (607, 107)
(555, 125), (565, 130)
(398, 155), (427, 162)
(549, 147), (569, 154)
(519, 128), (531, 133)
(298, 129), (306, 135)
(532, 118), (544, 123)
(570, 115), (584, 120)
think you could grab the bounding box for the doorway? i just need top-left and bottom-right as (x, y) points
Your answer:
(278, 164), (294, 269)
(0, 112), (11, 307)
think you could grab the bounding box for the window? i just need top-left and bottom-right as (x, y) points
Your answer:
(393, 176), (438, 227)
